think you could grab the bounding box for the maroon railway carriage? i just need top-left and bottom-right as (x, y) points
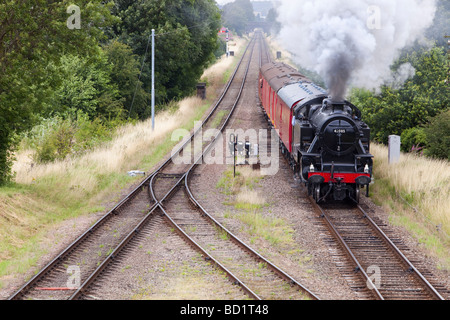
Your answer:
(258, 62), (373, 203)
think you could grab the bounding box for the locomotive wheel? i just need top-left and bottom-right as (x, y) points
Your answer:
(355, 185), (360, 204)
(314, 185), (321, 203)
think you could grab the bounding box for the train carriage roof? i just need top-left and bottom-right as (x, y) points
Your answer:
(261, 62), (327, 108)
(260, 62), (310, 92)
(278, 83), (327, 109)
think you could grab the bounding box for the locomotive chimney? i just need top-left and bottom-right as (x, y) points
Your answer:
(327, 95), (345, 104)
(323, 96), (345, 112)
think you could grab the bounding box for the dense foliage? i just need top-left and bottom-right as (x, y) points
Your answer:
(0, 0), (117, 184)
(110, 0), (221, 113)
(21, 111), (116, 164)
(221, 0), (254, 36)
(0, 0), (222, 185)
(423, 109), (450, 159)
(350, 46), (449, 159)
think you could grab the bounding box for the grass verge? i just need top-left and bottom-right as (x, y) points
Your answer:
(216, 166), (294, 249)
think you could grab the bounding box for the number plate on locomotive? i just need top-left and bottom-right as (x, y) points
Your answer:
(333, 129), (346, 134)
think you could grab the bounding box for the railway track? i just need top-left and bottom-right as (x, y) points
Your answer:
(69, 32), (317, 300)
(8, 33), (255, 301)
(309, 197), (448, 300)
(10, 32), (317, 300)
(8, 176), (155, 300)
(258, 31), (272, 66)
(67, 208), (250, 300)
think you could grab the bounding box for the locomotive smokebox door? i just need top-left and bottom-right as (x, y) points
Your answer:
(196, 83), (206, 100)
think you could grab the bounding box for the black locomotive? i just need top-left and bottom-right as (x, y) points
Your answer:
(259, 62), (373, 203)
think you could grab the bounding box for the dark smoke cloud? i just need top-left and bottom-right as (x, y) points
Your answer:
(275, 0), (437, 99)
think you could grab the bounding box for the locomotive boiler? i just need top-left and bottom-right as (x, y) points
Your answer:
(258, 62), (373, 203)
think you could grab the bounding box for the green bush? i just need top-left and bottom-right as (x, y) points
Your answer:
(72, 112), (112, 155)
(23, 111), (115, 164)
(424, 109), (450, 160)
(35, 119), (75, 163)
(0, 138), (15, 185)
(400, 127), (427, 153)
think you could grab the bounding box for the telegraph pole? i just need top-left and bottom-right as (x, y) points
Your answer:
(446, 35), (449, 89)
(226, 28), (229, 57)
(151, 29), (155, 131)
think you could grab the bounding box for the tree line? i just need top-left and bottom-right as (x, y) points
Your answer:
(0, 0), (222, 185)
(349, 46), (449, 160)
(220, 0), (254, 36)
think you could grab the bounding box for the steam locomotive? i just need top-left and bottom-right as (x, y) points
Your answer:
(258, 62), (373, 203)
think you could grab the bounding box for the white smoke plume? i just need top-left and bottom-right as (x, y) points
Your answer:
(275, 0), (437, 100)
(388, 62), (416, 89)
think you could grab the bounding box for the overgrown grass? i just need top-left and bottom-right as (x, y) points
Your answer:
(0, 38), (249, 289)
(236, 210), (295, 248)
(370, 143), (450, 270)
(216, 166), (263, 196)
(19, 111), (120, 164)
(209, 110), (228, 129)
(216, 166), (294, 248)
(235, 188), (267, 211)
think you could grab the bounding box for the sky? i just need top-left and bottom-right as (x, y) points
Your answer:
(216, 0), (273, 6)
(216, 0), (238, 5)
(216, 0), (232, 4)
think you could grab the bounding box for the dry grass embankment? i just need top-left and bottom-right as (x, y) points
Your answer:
(265, 35), (295, 65)
(370, 143), (450, 269)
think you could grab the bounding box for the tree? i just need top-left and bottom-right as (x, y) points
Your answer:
(103, 40), (149, 119)
(110, 0), (221, 108)
(424, 109), (450, 160)
(266, 8), (281, 35)
(44, 50), (124, 120)
(221, 0), (255, 36)
(350, 46), (449, 148)
(0, 0), (117, 184)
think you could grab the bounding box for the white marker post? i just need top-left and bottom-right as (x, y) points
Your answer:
(388, 135), (401, 164)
